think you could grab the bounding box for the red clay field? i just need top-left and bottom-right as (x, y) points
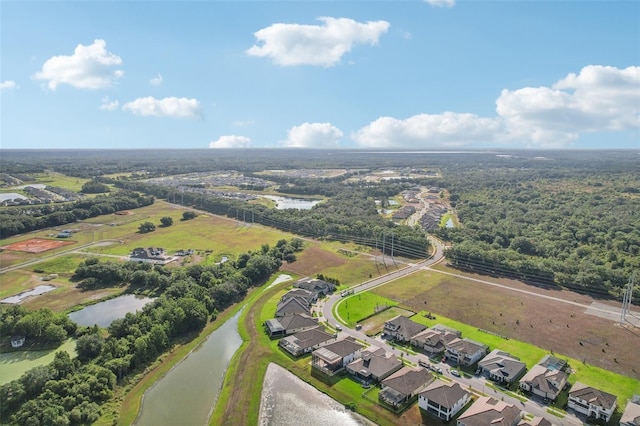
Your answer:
(1, 238), (74, 254)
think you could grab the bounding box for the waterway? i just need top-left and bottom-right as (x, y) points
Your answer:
(135, 310), (243, 425)
(68, 294), (155, 328)
(259, 363), (375, 426)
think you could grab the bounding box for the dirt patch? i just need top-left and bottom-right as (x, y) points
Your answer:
(400, 268), (640, 379)
(1, 238), (74, 254)
(114, 210), (134, 215)
(280, 246), (347, 277)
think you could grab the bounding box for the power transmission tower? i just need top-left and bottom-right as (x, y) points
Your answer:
(620, 271), (636, 325)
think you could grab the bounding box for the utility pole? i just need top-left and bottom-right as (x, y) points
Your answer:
(621, 271), (636, 325)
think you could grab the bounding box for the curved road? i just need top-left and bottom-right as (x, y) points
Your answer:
(320, 237), (584, 426)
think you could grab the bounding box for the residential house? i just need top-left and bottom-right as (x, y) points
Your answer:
(264, 313), (318, 338)
(293, 277), (336, 297)
(383, 316), (426, 343)
(346, 345), (402, 384)
(445, 338), (488, 366)
(275, 296), (310, 318)
(130, 247), (174, 265)
(411, 325), (461, 356)
(379, 366), (433, 409)
(457, 396), (523, 426)
(278, 326), (336, 357)
(567, 382), (617, 422)
(478, 349), (527, 384)
(418, 380), (471, 422)
(10, 336), (25, 348)
(519, 364), (569, 401)
(281, 288), (317, 305)
(620, 395), (640, 426)
(312, 337), (364, 376)
(518, 417), (553, 426)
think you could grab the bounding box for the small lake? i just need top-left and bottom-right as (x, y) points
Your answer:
(261, 195), (321, 210)
(68, 294), (155, 328)
(259, 363), (375, 426)
(135, 310), (243, 425)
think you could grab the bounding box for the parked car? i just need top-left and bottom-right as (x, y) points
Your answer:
(451, 370), (460, 377)
(355, 324), (362, 330)
(335, 324), (343, 331)
(419, 360), (430, 369)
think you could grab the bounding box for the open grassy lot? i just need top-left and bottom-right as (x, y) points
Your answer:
(335, 292), (398, 327)
(0, 339), (77, 385)
(359, 306), (416, 337)
(32, 172), (89, 192)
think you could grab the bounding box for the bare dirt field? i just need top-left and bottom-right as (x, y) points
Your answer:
(1, 238), (74, 253)
(394, 264), (640, 379)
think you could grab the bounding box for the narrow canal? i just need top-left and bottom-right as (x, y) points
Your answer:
(135, 310), (243, 425)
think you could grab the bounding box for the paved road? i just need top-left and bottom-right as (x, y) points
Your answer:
(319, 237), (584, 426)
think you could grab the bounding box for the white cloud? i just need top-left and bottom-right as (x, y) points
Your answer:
(209, 135), (251, 148)
(99, 96), (119, 111)
(424, 0), (456, 7)
(496, 65), (640, 145)
(122, 96), (202, 119)
(353, 65), (639, 149)
(0, 80), (19, 91)
(353, 113), (501, 148)
(247, 17), (390, 67)
(150, 74), (163, 86)
(282, 122), (343, 148)
(33, 39), (124, 90)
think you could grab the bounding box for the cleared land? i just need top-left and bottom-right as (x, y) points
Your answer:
(371, 265), (640, 381)
(2, 238), (75, 253)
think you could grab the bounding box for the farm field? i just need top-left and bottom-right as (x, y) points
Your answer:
(370, 265), (640, 381)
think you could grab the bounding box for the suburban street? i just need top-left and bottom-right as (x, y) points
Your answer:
(319, 237), (586, 426)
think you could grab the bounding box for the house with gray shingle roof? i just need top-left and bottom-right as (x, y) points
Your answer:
(567, 382), (617, 422)
(379, 366), (433, 409)
(265, 313), (318, 338)
(456, 396), (522, 426)
(478, 349), (527, 384)
(411, 325), (461, 356)
(278, 326), (336, 357)
(419, 380), (471, 421)
(445, 337), (488, 366)
(346, 345), (402, 384)
(312, 337), (364, 376)
(383, 315), (426, 343)
(275, 296), (310, 317)
(519, 364), (569, 401)
(517, 416), (553, 426)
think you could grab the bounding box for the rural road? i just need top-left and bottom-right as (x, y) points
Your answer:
(320, 237), (586, 426)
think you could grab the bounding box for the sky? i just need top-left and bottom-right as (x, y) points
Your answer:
(1, 0), (639, 150)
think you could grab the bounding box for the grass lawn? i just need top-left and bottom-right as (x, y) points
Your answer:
(32, 172), (89, 192)
(371, 269), (448, 303)
(335, 292), (398, 327)
(0, 339), (76, 385)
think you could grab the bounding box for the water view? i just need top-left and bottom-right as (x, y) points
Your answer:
(68, 294), (155, 328)
(261, 195), (321, 210)
(259, 363), (375, 426)
(135, 310), (243, 425)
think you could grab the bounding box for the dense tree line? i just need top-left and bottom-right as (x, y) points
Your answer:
(80, 181), (110, 194)
(437, 165), (640, 301)
(0, 191), (154, 239)
(1, 306), (77, 349)
(0, 238), (303, 424)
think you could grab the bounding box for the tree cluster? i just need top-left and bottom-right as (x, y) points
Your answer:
(1, 238), (304, 425)
(0, 191), (154, 239)
(80, 181), (110, 194)
(1, 306), (77, 349)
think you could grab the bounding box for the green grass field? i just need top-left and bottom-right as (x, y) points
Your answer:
(335, 292), (398, 327)
(0, 339), (76, 385)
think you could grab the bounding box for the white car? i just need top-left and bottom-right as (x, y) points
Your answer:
(451, 370), (460, 377)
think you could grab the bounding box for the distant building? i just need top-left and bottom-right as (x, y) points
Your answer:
(129, 247), (174, 265)
(11, 336), (25, 348)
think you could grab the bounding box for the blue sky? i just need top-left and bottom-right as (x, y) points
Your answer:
(1, 1), (639, 150)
